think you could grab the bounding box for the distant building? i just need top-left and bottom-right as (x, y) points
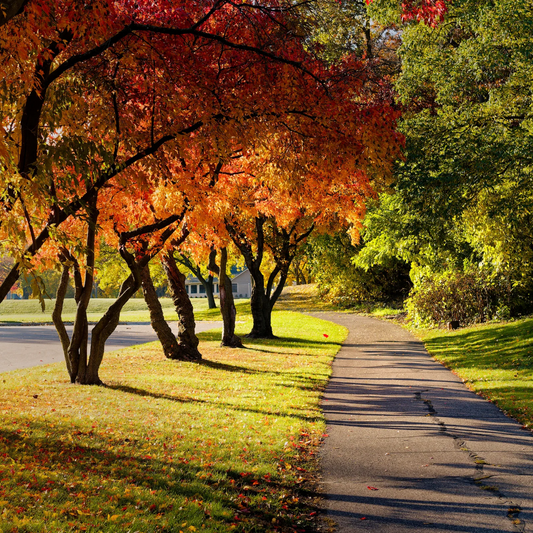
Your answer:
(230, 269), (252, 299)
(185, 268), (252, 299)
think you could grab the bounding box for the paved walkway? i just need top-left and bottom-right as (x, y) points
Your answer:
(0, 321), (223, 373)
(317, 313), (533, 533)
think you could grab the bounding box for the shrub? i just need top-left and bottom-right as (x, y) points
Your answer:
(406, 268), (511, 327)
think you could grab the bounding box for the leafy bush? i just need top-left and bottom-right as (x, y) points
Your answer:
(406, 268), (511, 327)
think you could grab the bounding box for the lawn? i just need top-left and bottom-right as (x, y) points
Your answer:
(417, 317), (533, 428)
(0, 297), (237, 324)
(0, 310), (348, 533)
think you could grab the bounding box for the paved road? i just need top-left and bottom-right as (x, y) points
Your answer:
(0, 321), (223, 373)
(317, 313), (533, 533)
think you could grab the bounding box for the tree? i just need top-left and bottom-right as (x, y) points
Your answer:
(1, 0), (348, 303)
(309, 230), (411, 307)
(355, 0), (533, 321)
(366, 0), (451, 27)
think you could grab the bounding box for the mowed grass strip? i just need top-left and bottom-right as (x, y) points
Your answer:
(418, 317), (533, 428)
(0, 297), (235, 324)
(0, 311), (347, 533)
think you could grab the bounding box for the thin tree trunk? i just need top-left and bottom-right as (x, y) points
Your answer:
(52, 262), (73, 378)
(162, 252), (202, 362)
(68, 197), (98, 384)
(176, 253), (217, 309)
(140, 264), (181, 359)
(205, 275), (217, 309)
(208, 249), (242, 347)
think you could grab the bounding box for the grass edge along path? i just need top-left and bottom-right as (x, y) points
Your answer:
(0, 310), (347, 533)
(415, 316), (533, 430)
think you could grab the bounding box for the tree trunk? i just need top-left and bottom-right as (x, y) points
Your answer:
(52, 262), (73, 378)
(86, 274), (139, 384)
(61, 198), (98, 384)
(248, 263), (275, 339)
(140, 264), (181, 359)
(208, 249), (242, 347)
(162, 252), (202, 362)
(175, 253), (217, 309)
(205, 275), (217, 309)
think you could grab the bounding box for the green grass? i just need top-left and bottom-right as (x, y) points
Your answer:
(0, 297), (243, 324)
(0, 310), (347, 533)
(417, 317), (533, 428)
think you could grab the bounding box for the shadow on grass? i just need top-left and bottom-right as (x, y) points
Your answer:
(105, 380), (323, 419)
(197, 330), (341, 355)
(104, 383), (206, 403)
(0, 422), (309, 533)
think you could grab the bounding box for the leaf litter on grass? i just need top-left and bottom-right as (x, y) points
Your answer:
(0, 311), (347, 532)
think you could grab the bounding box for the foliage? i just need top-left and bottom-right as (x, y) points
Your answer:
(366, 0), (451, 27)
(418, 317), (533, 429)
(308, 232), (411, 308)
(405, 266), (512, 327)
(353, 0), (533, 319)
(0, 311), (347, 532)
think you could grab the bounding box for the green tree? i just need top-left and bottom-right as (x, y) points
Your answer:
(358, 0), (533, 320)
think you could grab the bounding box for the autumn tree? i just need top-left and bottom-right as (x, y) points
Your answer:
(0, 0), (347, 303)
(49, 178), (189, 384)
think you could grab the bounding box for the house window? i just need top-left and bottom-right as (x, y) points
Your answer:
(190, 285), (198, 294)
(215, 284), (219, 293)
(232, 284), (238, 293)
(199, 285), (206, 294)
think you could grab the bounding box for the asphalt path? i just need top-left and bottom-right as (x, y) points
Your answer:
(317, 313), (533, 533)
(0, 321), (223, 373)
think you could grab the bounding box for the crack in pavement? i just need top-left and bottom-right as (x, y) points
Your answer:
(415, 390), (526, 533)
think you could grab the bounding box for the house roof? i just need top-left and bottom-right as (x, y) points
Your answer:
(184, 268), (249, 284)
(231, 269), (250, 282)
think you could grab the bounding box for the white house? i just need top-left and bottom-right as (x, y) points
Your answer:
(185, 268), (252, 299)
(230, 269), (252, 299)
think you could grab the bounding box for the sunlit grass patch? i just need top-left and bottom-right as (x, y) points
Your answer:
(0, 311), (347, 532)
(417, 317), (533, 428)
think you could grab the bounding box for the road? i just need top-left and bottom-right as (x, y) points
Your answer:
(0, 321), (223, 373)
(317, 313), (533, 533)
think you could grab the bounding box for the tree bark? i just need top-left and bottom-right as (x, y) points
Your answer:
(162, 252), (202, 362)
(140, 264), (181, 359)
(205, 275), (217, 309)
(208, 249), (242, 347)
(248, 264), (275, 339)
(52, 261), (73, 378)
(86, 274), (139, 384)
